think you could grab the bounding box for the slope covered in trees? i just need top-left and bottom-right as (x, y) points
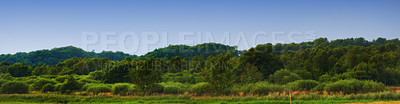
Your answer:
(0, 46), (137, 65)
(0, 37), (400, 96)
(142, 43), (242, 60)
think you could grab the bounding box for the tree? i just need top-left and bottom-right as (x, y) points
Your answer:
(59, 75), (82, 94)
(32, 64), (49, 76)
(7, 63), (32, 77)
(102, 60), (132, 83)
(0, 81), (29, 94)
(202, 54), (233, 95)
(239, 44), (283, 79)
(268, 69), (302, 85)
(239, 63), (263, 84)
(129, 58), (163, 95)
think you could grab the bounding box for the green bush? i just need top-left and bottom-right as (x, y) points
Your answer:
(324, 79), (385, 94)
(0, 79), (10, 87)
(30, 78), (57, 91)
(250, 82), (284, 95)
(82, 83), (112, 91)
(88, 70), (105, 80)
(41, 84), (55, 92)
(78, 78), (99, 84)
(87, 85), (111, 94)
(1, 81), (29, 94)
(286, 80), (319, 91)
(59, 76), (83, 94)
(268, 69), (302, 85)
(189, 82), (212, 95)
(160, 82), (187, 94)
(55, 75), (68, 83)
(311, 82), (327, 91)
(149, 84), (164, 93)
(111, 83), (131, 95)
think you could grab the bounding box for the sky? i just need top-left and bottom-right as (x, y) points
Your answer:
(0, 0), (399, 55)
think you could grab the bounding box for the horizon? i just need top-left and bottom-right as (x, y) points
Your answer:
(1, 0), (399, 55)
(0, 37), (398, 56)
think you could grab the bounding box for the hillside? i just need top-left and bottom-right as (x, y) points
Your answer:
(0, 46), (137, 65)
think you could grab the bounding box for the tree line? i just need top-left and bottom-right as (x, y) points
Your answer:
(0, 37), (399, 95)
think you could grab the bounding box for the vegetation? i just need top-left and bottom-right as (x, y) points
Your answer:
(0, 37), (400, 103)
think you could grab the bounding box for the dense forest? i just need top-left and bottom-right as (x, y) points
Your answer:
(0, 37), (400, 96)
(0, 46), (138, 65)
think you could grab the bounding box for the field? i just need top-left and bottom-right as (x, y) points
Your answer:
(1, 91), (400, 104)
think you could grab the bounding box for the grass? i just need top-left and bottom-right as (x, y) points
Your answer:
(1, 92), (400, 104)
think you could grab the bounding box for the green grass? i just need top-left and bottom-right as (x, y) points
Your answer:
(1, 92), (400, 104)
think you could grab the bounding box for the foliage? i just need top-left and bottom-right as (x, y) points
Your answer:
(202, 54), (234, 95)
(41, 84), (55, 92)
(0, 81), (29, 94)
(30, 78), (57, 91)
(129, 58), (164, 95)
(160, 82), (187, 94)
(189, 82), (212, 95)
(59, 75), (82, 94)
(111, 83), (131, 95)
(286, 80), (319, 91)
(324, 79), (385, 94)
(268, 69), (302, 85)
(86, 84), (112, 94)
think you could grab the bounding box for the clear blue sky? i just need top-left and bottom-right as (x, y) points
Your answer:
(1, 0), (399, 55)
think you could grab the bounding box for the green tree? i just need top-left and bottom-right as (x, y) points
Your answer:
(7, 63), (32, 77)
(129, 58), (163, 95)
(268, 69), (302, 85)
(202, 54), (233, 95)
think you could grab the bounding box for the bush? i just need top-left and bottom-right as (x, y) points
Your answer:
(87, 85), (111, 94)
(149, 84), (164, 93)
(286, 80), (319, 91)
(250, 82), (284, 95)
(30, 78), (57, 91)
(88, 70), (105, 80)
(59, 76), (83, 94)
(160, 82), (187, 94)
(41, 84), (55, 92)
(78, 78), (99, 84)
(1, 81), (29, 94)
(311, 82), (327, 91)
(0, 79), (10, 87)
(269, 69), (302, 85)
(189, 82), (212, 95)
(111, 83), (131, 95)
(324, 79), (385, 94)
(82, 83), (112, 91)
(55, 75), (68, 83)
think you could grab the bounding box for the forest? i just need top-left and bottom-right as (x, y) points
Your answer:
(1, 37), (400, 103)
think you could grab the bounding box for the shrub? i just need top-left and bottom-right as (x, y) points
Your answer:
(87, 85), (111, 94)
(78, 78), (99, 84)
(160, 82), (187, 94)
(149, 84), (164, 93)
(30, 78), (57, 91)
(82, 83), (110, 91)
(55, 75), (68, 83)
(269, 69), (302, 85)
(250, 82), (284, 95)
(88, 70), (105, 80)
(59, 76), (83, 94)
(111, 83), (131, 95)
(311, 82), (327, 91)
(324, 79), (385, 94)
(41, 84), (55, 92)
(1, 81), (29, 94)
(0, 79), (10, 87)
(286, 80), (319, 91)
(189, 82), (212, 95)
